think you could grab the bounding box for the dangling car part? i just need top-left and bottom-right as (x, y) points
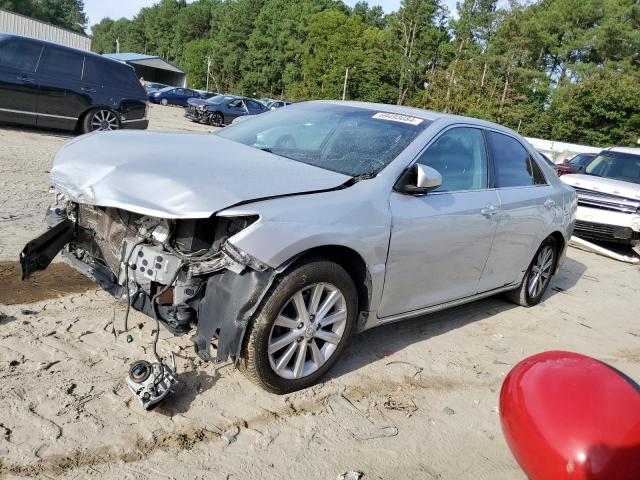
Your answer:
(127, 356), (178, 410)
(22, 101), (575, 397)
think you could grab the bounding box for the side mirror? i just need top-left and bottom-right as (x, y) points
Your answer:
(394, 163), (443, 195)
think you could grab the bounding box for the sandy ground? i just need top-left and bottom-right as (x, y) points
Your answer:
(0, 104), (639, 479)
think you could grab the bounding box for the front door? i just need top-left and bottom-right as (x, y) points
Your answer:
(379, 126), (500, 318)
(0, 36), (42, 126)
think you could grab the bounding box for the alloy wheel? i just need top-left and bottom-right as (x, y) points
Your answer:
(90, 110), (119, 131)
(267, 282), (347, 380)
(527, 245), (554, 298)
(210, 112), (224, 126)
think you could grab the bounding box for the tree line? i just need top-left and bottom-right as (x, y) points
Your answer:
(4, 0), (639, 146)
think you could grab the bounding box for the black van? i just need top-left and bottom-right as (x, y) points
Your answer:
(0, 33), (148, 133)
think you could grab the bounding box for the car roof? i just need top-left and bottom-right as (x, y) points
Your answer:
(607, 147), (640, 156)
(318, 100), (515, 133)
(0, 32), (127, 68)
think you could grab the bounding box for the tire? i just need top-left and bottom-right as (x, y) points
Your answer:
(239, 258), (358, 394)
(504, 236), (558, 307)
(209, 112), (224, 126)
(160, 98), (168, 106)
(81, 108), (120, 134)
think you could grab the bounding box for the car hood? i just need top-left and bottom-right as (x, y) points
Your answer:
(50, 131), (351, 219)
(188, 97), (220, 107)
(561, 174), (640, 200)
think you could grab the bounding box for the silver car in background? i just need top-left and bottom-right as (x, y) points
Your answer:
(21, 101), (576, 394)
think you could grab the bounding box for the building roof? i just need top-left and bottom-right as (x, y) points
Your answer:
(103, 52), (185, 74)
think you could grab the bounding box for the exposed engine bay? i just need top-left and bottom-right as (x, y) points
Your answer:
(21, 195), (278, 407)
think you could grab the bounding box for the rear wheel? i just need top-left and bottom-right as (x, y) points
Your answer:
(504, 237), (557, 307)
(81, 108), (120, 133)
(239, 259), (357, 394)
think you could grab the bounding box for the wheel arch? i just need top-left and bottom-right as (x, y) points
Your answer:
(281, 245), (373, 316)
(548, 231), (566, 274)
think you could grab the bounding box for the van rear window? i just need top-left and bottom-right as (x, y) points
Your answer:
(83, 57), (141, 92)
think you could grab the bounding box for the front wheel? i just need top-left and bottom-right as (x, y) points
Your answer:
(239, 259), (358, 394)
(504, 237), (557, 307)
(209, 112), (224, 126)
(160, 98), (168, 106)
(81, 108), (120, 133)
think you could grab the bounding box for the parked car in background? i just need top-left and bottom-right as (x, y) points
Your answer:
(0, 33), (148, 133)
(538, 151), (571, 176)
(185, 94), (266, 125)
(148, 86), (200, 106)
(565, 152), (597, 174)
(561, 147), (640, 245)
(22, 101), (575, 394)
(266, 100), (292, 110)
(144, 82), (169, 94)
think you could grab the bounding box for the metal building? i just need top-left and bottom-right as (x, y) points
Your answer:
(103, 53), (187, 87)
(0, 8), (90, 50)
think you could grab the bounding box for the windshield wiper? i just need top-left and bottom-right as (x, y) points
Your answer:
(351, 171), (377, 182)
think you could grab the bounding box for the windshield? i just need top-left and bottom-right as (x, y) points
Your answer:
(217, 103), (431, 176)
(583, 151), (640, 184)
(569, 153), (594, 168)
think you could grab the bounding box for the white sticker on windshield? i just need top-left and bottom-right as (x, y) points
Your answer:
(372, 112), (424, 125)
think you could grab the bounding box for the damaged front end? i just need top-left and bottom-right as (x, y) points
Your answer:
(21, 195), (275, 364)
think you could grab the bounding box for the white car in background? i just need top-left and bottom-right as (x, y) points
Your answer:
(561, 147), (640, 246)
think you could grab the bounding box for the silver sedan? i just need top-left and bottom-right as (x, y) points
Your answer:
(21, 101), (576, 394)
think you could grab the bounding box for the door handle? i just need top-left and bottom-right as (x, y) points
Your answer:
(481, 203), (500, 217)
(81, 87), (96, 93)
(544, 199), (556, 209)
(17, 75), (34, 83)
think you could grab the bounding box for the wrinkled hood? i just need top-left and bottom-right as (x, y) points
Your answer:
(187, 97), (212, 107)
(561, 174), (640, 200)
(50, 131), (351, 218)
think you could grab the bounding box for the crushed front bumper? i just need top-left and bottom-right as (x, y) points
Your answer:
(21, 208), (276, 364)
(184, 106), (209, 123)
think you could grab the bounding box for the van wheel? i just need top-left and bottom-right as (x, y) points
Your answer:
(239, 259), (358, 394)
(81, 108), (120, 133)
(504, 236), (557, 307)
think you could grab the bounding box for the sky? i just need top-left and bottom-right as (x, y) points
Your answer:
(83, 0), (459, 29)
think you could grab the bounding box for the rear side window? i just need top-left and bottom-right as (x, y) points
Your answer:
(84, 57), (141, 91)
(246, 100), (263, 110)
(416, 127), (488, 192)
(38, 46), (83, 80)
(0, 38), (42, 71)
(488, 131), (547, 187)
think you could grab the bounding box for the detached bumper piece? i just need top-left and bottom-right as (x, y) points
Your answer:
(20, 219), (74, 279)
(574, 220), (640, 246)
(192, 267), (275, 363)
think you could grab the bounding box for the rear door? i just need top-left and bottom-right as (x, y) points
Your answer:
(478, 130), (559, 291)
(35, 45), (88, 129)
(246, 99), (265, 115)
(0, 36), (43, 126)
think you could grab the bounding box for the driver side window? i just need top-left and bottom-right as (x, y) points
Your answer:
(416, 127), (488, 192)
